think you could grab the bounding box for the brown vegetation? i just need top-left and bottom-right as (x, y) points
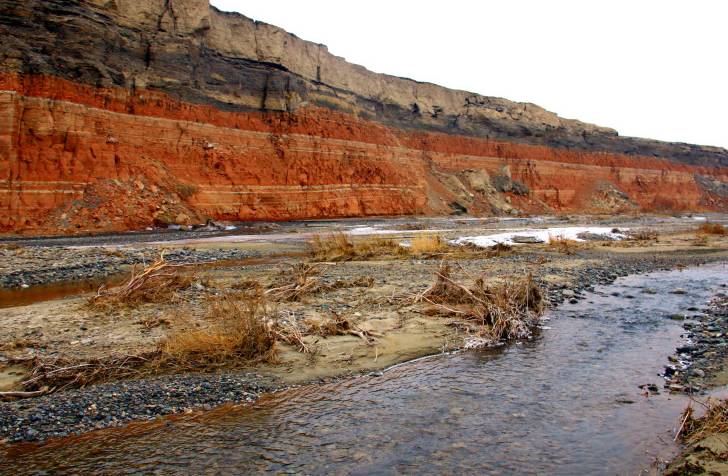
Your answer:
(415, 265), (544, 341)
(629, 229), (659, 241)
(308, 232), (510, 261)
(13, 352), (160, 393)
(676, 398), (728, 444)
(547, 235), (579, 255)
(409, 234), (448, 255)
(697, 222), (727, 235)
(264, 262), (373, 301)
(89, 253), (194, 308)
(308, 233), (405, 261)
(159, 293), (277, 367)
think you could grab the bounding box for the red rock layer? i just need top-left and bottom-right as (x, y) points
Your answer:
(1, 74), (726, 234)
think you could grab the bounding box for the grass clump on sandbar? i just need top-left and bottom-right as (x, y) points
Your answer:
(415, 265), (544, 346)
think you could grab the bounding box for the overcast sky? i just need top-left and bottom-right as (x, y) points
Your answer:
(211, 0), (727, 149)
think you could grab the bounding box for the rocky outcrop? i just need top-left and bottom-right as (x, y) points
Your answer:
(0, 0), (726, 234)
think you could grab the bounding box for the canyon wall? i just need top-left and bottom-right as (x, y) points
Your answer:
(0, 0), (726, 234)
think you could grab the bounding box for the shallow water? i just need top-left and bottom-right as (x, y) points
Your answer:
(0, 275), (128, 309)
(2, 264), (727, 475)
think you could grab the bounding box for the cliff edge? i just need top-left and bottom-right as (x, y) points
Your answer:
(1, 0), (727, 234)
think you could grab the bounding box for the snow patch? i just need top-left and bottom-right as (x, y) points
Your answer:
(453, 226), (628, 248)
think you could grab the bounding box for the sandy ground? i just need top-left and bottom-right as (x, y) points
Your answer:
(1, 220), (727, 392)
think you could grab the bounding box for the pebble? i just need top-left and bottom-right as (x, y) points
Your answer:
(0, 247), (261, 289)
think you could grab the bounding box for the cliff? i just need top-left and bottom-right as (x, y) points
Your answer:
(1, 0), (727, 234)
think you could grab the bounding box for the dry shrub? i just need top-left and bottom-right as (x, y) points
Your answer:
(697, 222), (727, 235)
(16, 352), (160, 392)
(629, 229), (659, 241)
(264, 263), (373, 302)
(303, 312), (379, 344)
(676, 399), (728, 444)
(159, 293), (276, 366)
(89, 253), (193, 308)
(309, 233), (357, 261)
(547, 235), (579, 255)
(490, 242), (514, 254)
(410, 234), (448, 255)
(692, 234), (709, 247)
(309, 233), (406, 261)
(415, 265), (544, 341)
(309, 313), (353, 336)
(266, 263), (326, 301)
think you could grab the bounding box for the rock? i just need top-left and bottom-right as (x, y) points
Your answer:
(511, 236), (544, 244)
(671, 288), (687, 295)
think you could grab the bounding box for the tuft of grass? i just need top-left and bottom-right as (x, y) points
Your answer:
(676, 398), (728, 445)
(308, 232), (405, 261)
(308, 232), (357, 261)
(309, 232), (461, 261)
(415, 265), (544, 341)
(697, 222), (727, 235)
(547, 235), (579, 255)
(410, 234), (448, 255)
(629, 229), (659, 241)
(159, 293), (277, 366)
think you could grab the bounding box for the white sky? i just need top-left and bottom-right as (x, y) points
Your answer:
(211, 0), (727, 149)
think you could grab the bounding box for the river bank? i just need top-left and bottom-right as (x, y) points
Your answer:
(0, 216), (727, 449)
(665, 293), (728, 475)
(1, 250), (727, 443)
(2, 261), (728, 474)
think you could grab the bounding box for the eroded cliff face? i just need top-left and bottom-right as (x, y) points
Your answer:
(0, 0), (726, 234)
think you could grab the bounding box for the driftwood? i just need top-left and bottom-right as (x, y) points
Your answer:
(0, 386), (51, 401)
(89, 251), (196, 307)
(413, 265), (544, 341)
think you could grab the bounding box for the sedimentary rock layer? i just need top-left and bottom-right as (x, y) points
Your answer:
(0, 0), (726, 234)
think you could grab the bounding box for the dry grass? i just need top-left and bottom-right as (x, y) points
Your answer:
(263, 263), (373, 302)
(159, 293), (277, 366)
(14, 352), (160, 392)
(304, 311), (379, 343)
(309, 232), (469, 261)
(629, 229), (659, 241)
(676, 398), (728, 444)
(697, 222), (727, 235)
(547, 235), (579, 255)
(89, 252), (194, 309)
(266, 263), (328, 301)
(692, 234), (709, 247)
(415, 265), (544, 341)
(309, 232), (406, 261)
(409, 234), (448, 255)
